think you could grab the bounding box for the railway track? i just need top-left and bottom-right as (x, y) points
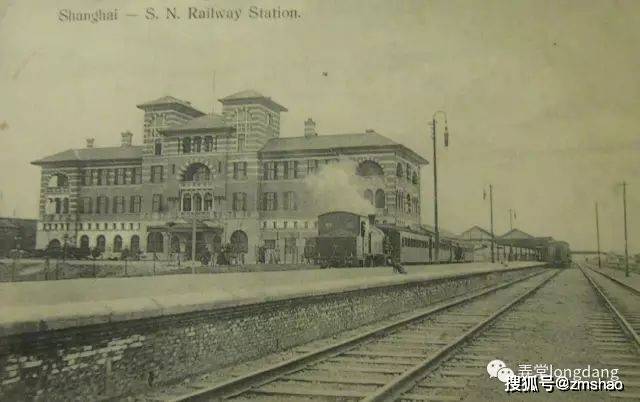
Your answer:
(155, 268), (557, 402)
(579, 264), (640, 399)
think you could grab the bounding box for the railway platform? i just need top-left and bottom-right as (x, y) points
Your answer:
(0, 261), (546, 400)
(0, 261), (540, 335)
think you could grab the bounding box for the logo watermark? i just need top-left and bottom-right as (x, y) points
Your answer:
(486, 359), (625, 393)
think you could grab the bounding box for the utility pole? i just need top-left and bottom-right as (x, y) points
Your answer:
(432, 118), (439, 262)
(431, 111), (449, 262)
(508, 209), (515, 230)
(490, 185), (495, 263)
(621, 181), (630, 277)
(595, 202), (601, 269)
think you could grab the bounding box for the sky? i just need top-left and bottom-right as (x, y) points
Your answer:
(0, 0), (638, 253)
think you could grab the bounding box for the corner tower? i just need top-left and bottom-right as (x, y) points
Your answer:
(219, 90), (287, 153)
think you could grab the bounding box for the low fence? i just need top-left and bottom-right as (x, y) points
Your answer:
(0, 258), (320, 282)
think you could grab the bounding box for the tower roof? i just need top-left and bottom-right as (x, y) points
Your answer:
(219, 90), (288, 112)
(136, 96), (205, 117)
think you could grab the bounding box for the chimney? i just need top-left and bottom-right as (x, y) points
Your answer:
(86, 138), (95, 148)
(304, 118), (317, 138)
(121, 131), (133, 147)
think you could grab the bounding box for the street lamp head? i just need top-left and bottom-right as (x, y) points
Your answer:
(444, 125), (450, 147)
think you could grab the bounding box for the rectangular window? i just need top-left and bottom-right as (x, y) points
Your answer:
(96, 169), (103, 186)
(112, 196), (125, 213)
(263, 192), (278, 211)
(96, 196), (108, 214)
(263, 162), (277, 180)
(233, 192), (247, 211)
(233, 162), (247, 179)
(130, 195), (142, 213)
(283, 162), (289, 179)
(115, 168), (125, 185)
(152, 194), (162, 212)
(151, 165), (164, 183)
(307, 159), (319, 175)
(283, 191), (297, 211)
(293, 161), (299, 178)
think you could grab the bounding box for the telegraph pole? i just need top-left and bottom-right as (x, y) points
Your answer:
(622, 181), (630, 277)
(508, 209), (515, 230)
(490, 185), (495, 263)
(595, 202), (602, 269)
(432, 117), (439, 262)
(431, 111), (448, 262)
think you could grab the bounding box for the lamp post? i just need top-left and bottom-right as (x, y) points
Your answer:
(431, 111), (449, 262)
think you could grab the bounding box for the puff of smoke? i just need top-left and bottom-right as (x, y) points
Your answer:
(304, 158), (378, 216)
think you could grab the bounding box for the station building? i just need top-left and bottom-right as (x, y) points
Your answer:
(32, 90), (427, 263)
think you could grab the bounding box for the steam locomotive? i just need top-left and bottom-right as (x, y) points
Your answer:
(309, 211), (473, 267)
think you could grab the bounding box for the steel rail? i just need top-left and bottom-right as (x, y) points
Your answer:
(362, 269), (560, 402)
(584, 264), (640, 297)
(170, 267), (548, 401)
(579, 264), (640, 354)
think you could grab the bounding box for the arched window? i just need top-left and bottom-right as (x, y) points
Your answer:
(406, 194), (412, 213)
(182, 137), (192, 154)
(204, 193), (213, 211)
(230, 230), (248, 254)
(182, 193), (192, 212)
(193, 137), (202, 153)
(183, 163), (211, 182)
(364, 189), (374, 205)
(147, 232), (163, 253)
(96, 235), (106, 252)
(113, 235), (123, 252)
(48, 239), (61, 251)
(193, 193), (202, 211)
(396, 163), (403, 177)
(356, 160), (384, 177)
(80, 235), (90, 250)
(375, 189), (386, 208)
(130, 235), (140, 252)
(412, 171), (418, 184)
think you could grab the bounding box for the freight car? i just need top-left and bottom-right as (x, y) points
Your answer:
(316, 211), (385, 267)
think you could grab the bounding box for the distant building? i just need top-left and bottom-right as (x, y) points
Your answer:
(0, 218), (37, 257)
(459, 225), (493, 261)
(31, 90), (428, 263)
